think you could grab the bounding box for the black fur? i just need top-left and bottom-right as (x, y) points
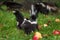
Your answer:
(21, 20), (38, 34)
(13, 10), (24, 29)
(32, 2), (58, 15)
(13, 10), (38, 34)
(30, 4), (38, 21)
(3, 1), (23, 10)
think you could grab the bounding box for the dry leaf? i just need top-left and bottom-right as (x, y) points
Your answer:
(38, 25), (42, 29)
(42, 34), (49, 37)
(47, 20), (51, 25)
(55, 18), (60, 22)
(0, 23), (3, 28)
(44, 24), (48, 27)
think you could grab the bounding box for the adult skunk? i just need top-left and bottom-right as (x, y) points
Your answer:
(12, 10), (38, 34)
(34, 2), (58, 15)
(3, 1), (23, 10)
(29, 4), (38, 21)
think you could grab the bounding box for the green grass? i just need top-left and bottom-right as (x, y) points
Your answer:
(0, 9), (60, 40)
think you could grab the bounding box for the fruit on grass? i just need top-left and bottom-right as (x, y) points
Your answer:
(33, 32), (42, 40)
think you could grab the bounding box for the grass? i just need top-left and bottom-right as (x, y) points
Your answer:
(0, 9), (60, 40)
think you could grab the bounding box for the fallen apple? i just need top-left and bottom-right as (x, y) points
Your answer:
(53, 30), (60, 35)
(33, 32), (42, 40)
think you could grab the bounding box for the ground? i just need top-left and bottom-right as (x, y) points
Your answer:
(0, 8), (60, 40)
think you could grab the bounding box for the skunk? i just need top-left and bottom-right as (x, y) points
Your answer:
(12, 10), (38, 34)
(3, 1), (23, 10)
(29, 4), (38, 21)
(33, 2), (58, 15)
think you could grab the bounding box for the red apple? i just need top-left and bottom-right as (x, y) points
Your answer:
(53, 30), (60, 35)
(33, 32), (42, 40)
(33, 35), (38, 40)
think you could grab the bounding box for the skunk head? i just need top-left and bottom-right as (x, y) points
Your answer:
(20, 19), (32, 34)
(30, 4), (38, 21)
(34, 2), (58, 15)
(20, 18), (38, 34)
